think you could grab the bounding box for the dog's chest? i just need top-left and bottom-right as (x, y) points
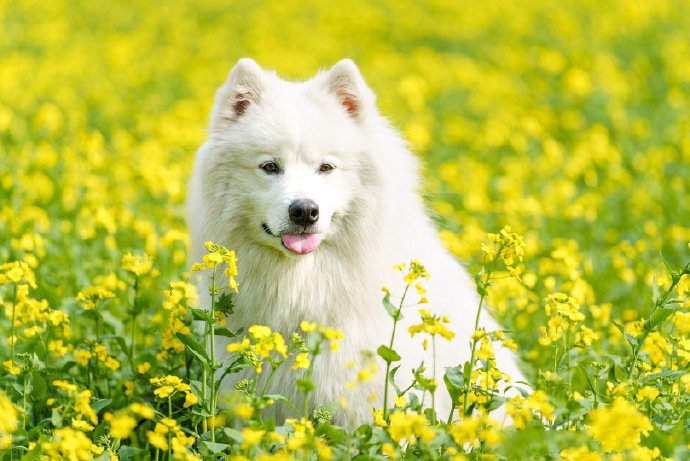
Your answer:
(230, 251), (386, 337)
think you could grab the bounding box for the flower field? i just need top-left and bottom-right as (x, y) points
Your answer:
(1, 0), (690, 459)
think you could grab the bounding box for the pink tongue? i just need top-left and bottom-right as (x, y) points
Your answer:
(281, 233), (322, 255)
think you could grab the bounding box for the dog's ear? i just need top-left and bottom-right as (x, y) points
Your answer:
(322, 59), (375, 121)
(213, 58), (264, 127)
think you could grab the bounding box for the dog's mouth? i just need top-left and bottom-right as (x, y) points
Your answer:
(262, 223), (323, 255)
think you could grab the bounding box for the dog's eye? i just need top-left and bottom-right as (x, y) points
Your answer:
(260, 162), (279, 174)
(319, 163), (335, 174)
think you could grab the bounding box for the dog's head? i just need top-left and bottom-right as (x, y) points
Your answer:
(201, 59), (382, 256)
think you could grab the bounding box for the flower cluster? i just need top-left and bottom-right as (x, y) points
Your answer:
(539, 292), (585, 345)
(150, 375), (198, 408)
(481, 225), (526, 269)
(191, 241), (239, 293)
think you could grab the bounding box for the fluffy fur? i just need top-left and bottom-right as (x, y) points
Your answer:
(187, 58), (524, 426)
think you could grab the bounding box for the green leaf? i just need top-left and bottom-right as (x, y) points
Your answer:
(200, 441), (230, 454)
(389, 365), (402, 394)
(91, 398), (112, 413)
(30, 371), (47, 401)
(176, 332), (209, 364)
(118, 446), (147, 460)
(444, 366), (464, 405)
(315, 422), (347, 443)
(216, 292), (235, 315)
(649, 307), (674, 328)
(640, 369), (686, 383)
(651, 274), (660, 302)
(377, 345), (401, 363)
(190, 307), (213, 322)
(215, 326), (239, 338)
(612, 321), (637, 350)
(355, 424), (372, 441)
(313, 402), (339, 424)
(265, 393), (293, 404)
(382, 294), (402, 320)
(222, 427), (243, 443)
(296, 378), (314, 393)
(444, 366), (465, 389)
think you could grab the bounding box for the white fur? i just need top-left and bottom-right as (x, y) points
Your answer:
(187, 58), (525, 426)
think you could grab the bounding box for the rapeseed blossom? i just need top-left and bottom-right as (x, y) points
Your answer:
(587, 397), (653, 452)
(408, 309), (455, 341)
(0, 392), (18, 449)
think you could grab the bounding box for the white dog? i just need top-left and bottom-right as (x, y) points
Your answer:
(187, 58), (524, 426)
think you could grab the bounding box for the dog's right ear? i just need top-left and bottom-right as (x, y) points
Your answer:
(212, 58), (264, 128)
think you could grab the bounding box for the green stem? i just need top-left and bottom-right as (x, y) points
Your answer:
(260, 364), (278, 397)
(383, 285), (410, 419)
(303, 342), (320, 418)
(22, 373), (28, 431)
(130, 276), (139, 371)
(209, 266), (217, 443)
(10, 283), (17, 367)
(565, 333), (571, 396)
(627, 277), (681, 379)
(168, 395), (173, 459)
(461, 281), (488, 418)
(431, 335), (437, 424)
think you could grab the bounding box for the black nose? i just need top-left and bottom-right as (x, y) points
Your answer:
(288, 199), (319, 227)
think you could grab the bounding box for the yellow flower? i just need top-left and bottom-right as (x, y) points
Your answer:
(587, 397), (653, 452)
(539, 293), (584, 345)
(47, 339), (71, 358)
(408, 309), (455, 341)
(371, 408), (387, 427)
(71, 419), (94, 432)
(73, 349), (92, 366)
(45, 428), (96, 460)
(183, 392), (198, 408)
(147, 431), (169, 451)
(0, 261), (36, 288)
(121, 253), (154, 277)
(137, 362), (151, 374)
(53, 379), (78, 393)
(241, 428), (265, 449)
(483, 226), (525, 268)
(3, 360), (20, 376)
(387, 411), (435, 444)
(154, 385), (175, 398)
(293, 352), (310, 370)
(635, 386), (660, 402)
(129, 403), (155, 420)
(110, 414), (137, 439)
(394, 395), (407, 408)
(300, 320), (316, 332)
(559, 446), (603, 461)
(228, 338), (250, 353)
(476, 336), (495, 361)
(199, 241), (239, 292)
(248, 325), (271, 340)
(382, 443), (397, 457)
(0, 391), (19, 437)
(75, 390), (98, 425)
(234, 403), (254, 420)
(124, 381), (135, 396)
(190, 262), (206, 272)
(75, 286), (115, 310)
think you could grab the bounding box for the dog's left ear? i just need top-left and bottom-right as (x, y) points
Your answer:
(211, 58), (265, 131)
(321, 59), (375, 121)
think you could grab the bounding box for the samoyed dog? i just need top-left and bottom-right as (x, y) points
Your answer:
(187, 58), (524, 426)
